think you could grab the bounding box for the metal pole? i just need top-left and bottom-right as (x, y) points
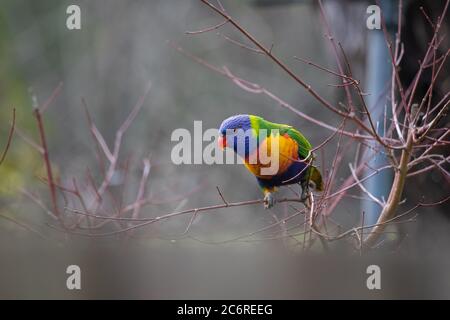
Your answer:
(363, 0), (397, 228)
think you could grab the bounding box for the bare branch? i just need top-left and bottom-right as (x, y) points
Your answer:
(34, 107), (60, 218)
(349, 163), (384, 208)
(39, 82), (63, 114)
(0, 108), (16, 166)
(185, 19), (229, 35)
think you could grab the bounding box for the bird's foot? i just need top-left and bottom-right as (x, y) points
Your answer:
(264, 193), (275, 209)
(300, 187), (309, 203)
(300, 185), (312, 209)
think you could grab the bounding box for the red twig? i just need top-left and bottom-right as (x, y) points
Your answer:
(14, 126), (44, 154)
(40, 82), (63, 114)
(34, 107), (59, 217)
(185, 19), (229, 35)
(0, 108), (16, 166)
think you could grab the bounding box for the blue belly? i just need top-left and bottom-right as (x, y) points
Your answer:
(256, 161), (310, 188)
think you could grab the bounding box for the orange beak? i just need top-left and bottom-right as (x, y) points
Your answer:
(218, 135), (227, 150)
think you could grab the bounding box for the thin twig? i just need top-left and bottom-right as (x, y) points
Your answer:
(0, 108), (16, 166)
(34, 107), (60, 217)
(185, 19), (229, 35)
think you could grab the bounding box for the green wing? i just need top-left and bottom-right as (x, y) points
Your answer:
(278, 125), (312, 159)
(252, 116), (312, 159)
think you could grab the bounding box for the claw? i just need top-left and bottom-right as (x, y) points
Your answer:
(300, 182), (310, 203)
(264, 192), (275, 209)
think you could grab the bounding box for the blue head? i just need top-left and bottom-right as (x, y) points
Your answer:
(218, 114), (258, 158)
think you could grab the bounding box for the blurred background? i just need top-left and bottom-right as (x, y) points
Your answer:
(0, 0), (449, 299)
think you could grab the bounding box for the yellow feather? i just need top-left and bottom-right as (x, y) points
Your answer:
(243, 134), (299, 178)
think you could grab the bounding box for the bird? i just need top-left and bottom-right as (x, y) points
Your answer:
(218, 114), (323, 209)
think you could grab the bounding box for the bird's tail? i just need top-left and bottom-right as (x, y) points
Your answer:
(309, 166), (324, 191)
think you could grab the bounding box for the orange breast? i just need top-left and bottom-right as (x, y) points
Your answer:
(244, 133), (299, 178)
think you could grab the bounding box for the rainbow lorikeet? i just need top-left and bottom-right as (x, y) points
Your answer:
(218, 114), (323, 209)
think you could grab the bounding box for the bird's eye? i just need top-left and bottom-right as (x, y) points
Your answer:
(233, 128), (238, 133)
